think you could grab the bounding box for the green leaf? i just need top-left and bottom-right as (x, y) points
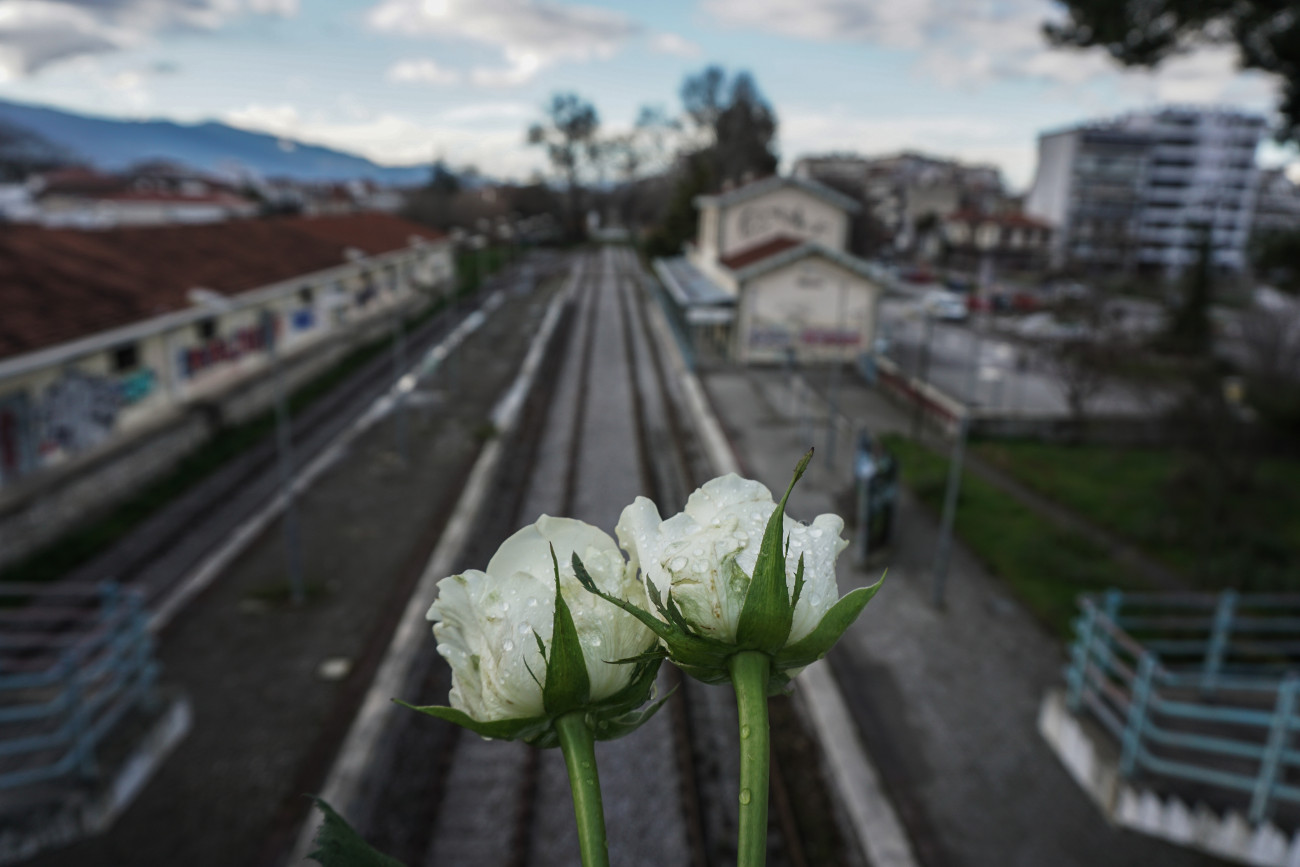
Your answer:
(776, 573), (885, 670)
(308, 798), (407, 867)
(736, 449), (812, 651)
(393, 700), (552, 742)
(544, 545), (591, 715)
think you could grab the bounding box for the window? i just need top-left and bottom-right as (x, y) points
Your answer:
(111, 343), (139, 372)
(298, 286), (314, 304)
(196, 318), (217, 341)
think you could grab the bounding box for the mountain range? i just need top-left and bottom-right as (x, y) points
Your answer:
(0, 97), (431, 186)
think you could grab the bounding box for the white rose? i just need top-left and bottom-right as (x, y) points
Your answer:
(429, 515), (655, 723)
(616, 474), (847, 646)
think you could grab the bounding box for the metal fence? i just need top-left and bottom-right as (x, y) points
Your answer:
(1068, 590), (1300, 824)
(0, 582), (158, 792)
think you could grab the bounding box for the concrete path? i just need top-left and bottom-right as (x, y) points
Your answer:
(700, 365), (1227, 867)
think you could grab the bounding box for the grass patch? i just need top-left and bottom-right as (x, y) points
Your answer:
(1, 252), (513, 588)
(881, 434), (1143, 639)
(972, 440), (1300, 591)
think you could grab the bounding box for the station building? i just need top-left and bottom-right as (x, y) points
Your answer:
(654, 175), (884, 364)
(0, 213), (453, 567)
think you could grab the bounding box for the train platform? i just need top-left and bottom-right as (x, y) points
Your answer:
(696, 365), (1227, 867)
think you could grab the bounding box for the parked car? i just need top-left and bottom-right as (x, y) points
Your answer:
(921, 290), (969, 322)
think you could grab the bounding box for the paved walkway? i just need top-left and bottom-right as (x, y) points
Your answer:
(701, 366), (1226, 867)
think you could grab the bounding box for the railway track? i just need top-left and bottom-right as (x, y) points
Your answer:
(345, 247), (842, 867)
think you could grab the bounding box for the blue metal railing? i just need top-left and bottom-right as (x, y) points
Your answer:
(1067, 591), (1300, 824)
(0, 582), (159, 791)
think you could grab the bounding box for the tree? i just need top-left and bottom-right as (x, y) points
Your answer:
(1159, 224), (1214, 356)
(528, 92), (600, 240)
(679, 65), (779, 186)
(1252, 228), (1300, 293)
(643, 66), (780, 256)
(1044, 0), (1300, 142)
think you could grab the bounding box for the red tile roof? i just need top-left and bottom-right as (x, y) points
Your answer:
(719, 235), (805, 271)
(0, 213), (445, 360)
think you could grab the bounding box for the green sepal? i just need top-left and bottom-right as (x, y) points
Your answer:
(775, 573), (885, 670)
(736, 449), (812, 652)
(307, 797), (407, 867)
(573, 552), (738, 681)
(543, 545), (591, 715)
(393, 700), (552, 743)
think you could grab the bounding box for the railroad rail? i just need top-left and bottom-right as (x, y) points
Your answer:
(342, 247), (842, 867)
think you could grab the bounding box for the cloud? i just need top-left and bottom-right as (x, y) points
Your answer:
(0, 0), (296, 78)
(648, 32), (700, 57)
(704, 0), (1279, 110)
(223, 101), (547, 177)
(388, 58), (460, 85)
(368, 0), (639, 85)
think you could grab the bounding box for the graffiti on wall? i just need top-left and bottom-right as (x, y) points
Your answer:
(747, 320), (860, 351)
(177, 318), (277, 379)
(0, 391), (37, 482)
(118, 368), (156, 405)
(40, 369), (121, 454)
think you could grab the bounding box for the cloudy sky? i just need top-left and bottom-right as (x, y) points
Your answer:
(0, 0), (1294, 190)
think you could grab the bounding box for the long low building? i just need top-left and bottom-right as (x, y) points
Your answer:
(0, 213), (453, 561)
(654, 174), (883, 364)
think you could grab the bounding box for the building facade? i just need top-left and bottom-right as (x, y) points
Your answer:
(0, 214), (453, 491)
(654, 175), (882, 365)
(1027, 107), (1266, 275)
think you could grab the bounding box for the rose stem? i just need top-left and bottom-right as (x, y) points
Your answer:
(729, 650), (772, 867)
(554, 711), (610, 867)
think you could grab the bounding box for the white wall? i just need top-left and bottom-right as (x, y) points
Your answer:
(737, 256), (878, 364)
(719, 187), (848, 259)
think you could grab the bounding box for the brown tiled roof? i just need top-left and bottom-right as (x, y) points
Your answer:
(719, 235), (804, 271)
(0, 213), (445, 360)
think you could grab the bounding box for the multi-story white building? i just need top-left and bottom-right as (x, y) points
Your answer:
(1119, 107), (1265, 273)
(1027, 106), (1266, 276)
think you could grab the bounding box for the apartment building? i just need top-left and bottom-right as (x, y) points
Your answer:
(1027, 106), (1266, 275)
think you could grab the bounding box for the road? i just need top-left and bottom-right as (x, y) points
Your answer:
(877, 299), (1158, 416)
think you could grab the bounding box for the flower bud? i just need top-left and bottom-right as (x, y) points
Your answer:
(404, 516), (664, 745)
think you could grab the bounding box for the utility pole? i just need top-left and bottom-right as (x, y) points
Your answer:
(931, 413), (970, 609)
(825, 285), (848, 469)
(391, 271), (410, 465)
(911, 313), (936, 439)
(264, 310), (305, 605)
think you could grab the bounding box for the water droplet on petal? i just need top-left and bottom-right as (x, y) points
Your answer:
(502, 639), (515, 652)
(734, 531), (749, 542)
(500, 601), (510, 612)
(588, 635), (602, 647)
(518, 623), (531, 635)
(527, 597), (539, 608)
(809, 528), (824, 539)
(669, 556), (687, 571)
(739, 788), (752, 805)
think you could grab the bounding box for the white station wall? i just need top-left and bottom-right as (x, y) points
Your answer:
(737, 257), (878, 364)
